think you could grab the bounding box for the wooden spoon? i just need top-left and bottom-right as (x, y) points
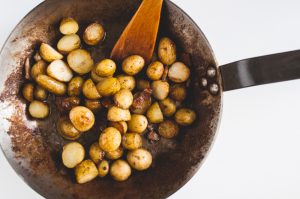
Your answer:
(111, 0), (163, 63)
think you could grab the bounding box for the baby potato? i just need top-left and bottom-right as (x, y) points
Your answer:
(108, 121), (127, 134)
(158, 37), (176, 65)
(107, 106), (131, 122)
(57, 34), (81, 54)
(47, 60), (73, 82)
(146, 102), (164, 123)
(117, 75), (135, 91)
(82, 79), (101, 100)
(96, 78), (120, 97)
(122, 55), (145, 75)
(39, 43), (63, 62)
(110, 160), (131, 182)
(68, 76), (84, 96)
(158, 120), (179, 138)
(95, 59), (116, 77)
(113, 89), (133, 109)
(99, 127), (122, 152)
(31, 60), (47, 79)
(151, 80), (169, 100)
(168, 62), (190, 83)
(84, 99), (102, 113)
(62, 142), (85, 169)
(83, 22), (105, 46)
(146, 61), (164, 80)
(136, 79), (150, 91)
(130, 89), (152, 114)
(127, 114), (148, 134)
(69, 106), (95, 132)
(127, 148), (152, 171)
(175, 108), (196, 126)
(105, 147), (124, 160)
(75, 160), (98, 184)
(98, 160), (109, 177)
(34, 85), (48, 101)
(67, 49), (94, 75)
(36, 75), (67, 95)
(89, 142), (105, 164)
(57, 117), (81, 140)
(22, 83), (34, 102)
(169, 84), (187, 102)
(159, 98), (176, 117)
(56, 96), (81, 112)
(60, 17), (79, 35)
(122, 133), (142, 150)
(91, 69), (108, 83)
(28, 100), (49, 119)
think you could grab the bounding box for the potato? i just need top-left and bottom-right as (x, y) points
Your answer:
(69, 106), (95, 132)
(57, 34), (81, 54)
(82, 79), (101, 100)
(122, 55), (145, 75)
(98, 160), (109, 177)
(110, 160), (131, 181)
(158, 37), (176, 65)
(117, 75), (135, 91)
(108, 121), (127, 134)
(39, 43), (63, 62)
(28, 100), (49, 119)
(122, 133), (142, 150)
(95, 59), (116, 77)
(113, 89), (133, 109)
(57, 117), (81, 140)
(127, 148), (152, 171)
(75, 160), (98, 184)
(22, 83), (34, 102)
(169, 84), (187, 102)
(67, 49), (94, 75)
(31, 60), (47, 79)
(36, 75), (67, 95)
(84, 99), (102, 113)
(175, 108), (196, 126)
(127, 114), (148, 134)
(62, 142), (85, 168)
(56, 96), (81, 112)
(60, 18), (79, 35)
(146, 61), (164, 80)
(91, 69), (108, 83)
(89, 142), (105, 164)
(158, 98), (176, 117)
(68, 76), (84, 96)
(146, 102), (163, 123)
(99, 127), (122, 152)
(168, 62), (190, 83)
(33, 51), (42, 62)
(158, 120), (179, 138)
(107, 106), (131, 122)
(130, 89), (152, 114)
(105, 147), (124, 160)
(47, 60), (73, 82)
(151, 80), (169, 100)
(96, 78), (120, 97)
(34, 85), (48, 101)
(136, 79), (150, 91)
(83, 22), (105, 46)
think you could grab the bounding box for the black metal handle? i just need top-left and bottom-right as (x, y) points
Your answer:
(220, 50), (300, 91)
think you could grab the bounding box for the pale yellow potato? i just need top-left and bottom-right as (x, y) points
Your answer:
(108, 121), (128, 134)
(122, 133), (142, 150)
(69, 106), (95, 132)
(91, 69), (108, 83)
(36, 75), (67, 95)
(34, 85), (48, 101)
(158, 98), (176, 117)
(98, 160), (109, 177)
(60, 18), (79, 35)
(107, 106), (131, 122)
(89, 142), (105, 164)
(57, 117), (81, 140)
(75, 160), (98, 184)
(169, 84), (187, 102)
(117, 75), (135, 91)
(158, 120), (179, 138)
(82, 79), (101, 100)
(105, 147), (124, 160)
(136, 79), (150, 91)
(62, 142), (85, 168)
(57, 34), (81, 54)
(158, 37), (176, 65)
(113, 89), (133, 109)
(47, 60), (73, 82)
(31, 60), (47, 80)
(95, 59), (116, 77)
(127, 114), (148, 134)
(127, 148), (152, 171)
(146, 102), (164, 123)
(146, 61), (164, 80)
(39, 43), (63, 62)
(122, 55), (145, 75)
(151, 80), (169, 100)
(175, 108), (196, 126)
(22, 83), (34, 102)
(110, 160), (131, 181)
(83, 23), (105, 46)
(84, 99), (102, 113)
(28, 100), (49, 119)
(96, 77), (120, 97)
(168, 62), (190, 83)
(68, 76), (84, 96)
(99, 127), (122, 152)
(67, 49), (94, 75)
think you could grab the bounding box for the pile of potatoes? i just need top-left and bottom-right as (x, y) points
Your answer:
(21, 17), (196, 184)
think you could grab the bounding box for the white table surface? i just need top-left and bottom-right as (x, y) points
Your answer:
(1, 0), (300, 198)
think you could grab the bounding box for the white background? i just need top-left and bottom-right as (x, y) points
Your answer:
(1, 0), (300, 198)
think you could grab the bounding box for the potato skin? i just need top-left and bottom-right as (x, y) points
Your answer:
(127, 148), (152, 171)
(57, 34), (81, 54)
(56, 96), (81, 112)
(84, 99), (102, 113)
(68, 76), (84, 96)
(122, 133), (143, 150)
(146, 61), (164, 80)
(136, 79), (150, 91)
(57, 117), (81, 140)
(96, 78), (121, 97)
(146, 102), (164, 123)
(22, 83), (34, 102)
(113, 89), (133, 109)
(175, 108), (196, 126)
(110, 160), (131, 181)
(158, 120), (179, 138)
(39, 43), (63, 62)
(91, 69), (108, 83)
(98, 160), (109, 177)
(168, 62), (190, 83)
(28, 100), (49, 119)
(95, 59), (116, 77)
(36, 75), (67, 95)
(122, 55), (145, 75)
(31, 60), (47, 80)
(151, 80), (169, 100)
(158, 98), (176, 117)
(107, 106), (131, 122)
(82, 79), (101, 100)
(34, 85), (48, 101)
(69, 106), (95, 132)
(108, 121), (128, 134)
(105, 147), (124, 160)
(117, 75), (135, 91)
(67, 49), (94, 75)
(47, 60), (73, 82)
(60, 18), (79, 35)
(75, 160), (98, 184)
(130, 89), (152, 114)
(158, 37), (176, 65)
(169, 84), (187, 102)
(62, 142), (85, 169)
(83, 23), (105, 46)
(89, 142), (105, 164)
(99, 127), (122, 152)
(127, 114), (148, 134)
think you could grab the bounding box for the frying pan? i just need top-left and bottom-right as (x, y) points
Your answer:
(1, 0), (300, 198)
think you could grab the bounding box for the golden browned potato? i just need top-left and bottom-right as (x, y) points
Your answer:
(84, 99), (102, 113)
(31, 60), (47, 80)
(34, 85), (48, 101)
(47, 60), (73, 82)
(57, 34), (81, 54)
(122, 55), (145, 75)
(82, 79), (101, 100)
(75, 160), (98, 184)
(136, 79), (150, 91)
(96, 77), (121, 97)
(67, 49), (94, 75)
(146, 102), (163, 123)
(95, 59), (116, 77)
(158, 37), (176, 65)
(68, 76), (84, 96)
(130, 89), (152, 114)
(56, 96), (81, 112)
(113, 89), (133, 109)
(108, 121), (128, 134)
(60, 18), (79, 35)
(105, 147), (124, 160)
(99, 127), (122, 152)
(36, 75), (67, 95)
(91, 69), (108, 83)
(98, 160), (109, 177)
(158, 120), (179, 138)
(28, 100), (49, 119)
(117, 75), (135, 91)
(175, 108), (196, 126)
(110, 160), (131, 181)
(127, 148), (152, 171)
(122, 133), (142, 150)
(89, 142), (105, 164)
(127, 114), (148, 134)
(146, 61), (164, 80)
(69, 106), (95, 132)
(83, 22), (105, 46)
(57, 117), (82, 140)
(168, 62), (190, 83)
(169, 84), (187, 102)
(62, 142), (85, 168)
(39, 43), (63, 62)
(158, 98), (176, 117)
(107, 106), (131, 122)
(22, 83), (34, 102)
(151, 80), (169, 100)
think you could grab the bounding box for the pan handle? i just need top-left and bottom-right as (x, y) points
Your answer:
(219, 50), (300, 91)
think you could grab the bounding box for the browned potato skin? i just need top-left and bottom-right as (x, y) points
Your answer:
(175, 108), (196, 126)
(57, 117), (81, 140)
(130, 89), (152, 114)
(56, 96), (81, 112)
(158, 37), (177, 65)
(136, 79), (151, 91)
(39, 43), (63, 62)
(122, 133), (142, 150)
(98, 160), (109, 177)
(75, 160), (98, 184)
(146, 61), (164, 80)
(107, 106), (131, 122)
(91, 69), (108, 83)
(108, 121), (128, 134)
(127, 114), (148, 134)
(158, 98), (176, 117)
(68, 76), (84, 96)
(105, 147), (124, 160)
(99, 127), (122, 152)
(169, 84), (187, 102)
(117, 75), (135, 91)
(31, 60), (47, 80)
(122, 55), (145, 75)
(96, 78), (121, 97)
(158, 120), (179, 138)
(95, 59), (116, 77)
(84, 99), (102, 113)
(34, 85), (48, 101)
(113, 89), (133, 109)
(36, 75), (67, 95)
(110, 160), (131, 181)
(69, 106), (95, 132)
(83, 23), (105, 46)
(89, 142), (105, 164)
(146, 102), (164, 123)
(82, 79), (101, 100)
(22, 83), (34, 102)
(127, 148), (152, 171)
